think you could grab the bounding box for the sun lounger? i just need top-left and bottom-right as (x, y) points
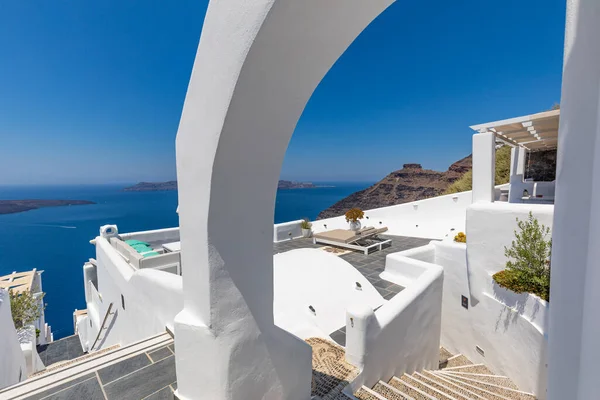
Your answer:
(312, 226), (391, 254)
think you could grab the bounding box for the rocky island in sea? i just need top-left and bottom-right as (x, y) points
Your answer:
(0, 200), (96, 215)
(124, 181), (178, 192)
(124, 180), (322, 192)
(277, 180), (319, 189)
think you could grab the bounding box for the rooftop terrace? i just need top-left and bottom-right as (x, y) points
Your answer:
(273, 234), (432, 346)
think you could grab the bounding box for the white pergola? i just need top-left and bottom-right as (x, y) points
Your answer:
(470, 109), (560, 152)
(469, 109), (560, 204)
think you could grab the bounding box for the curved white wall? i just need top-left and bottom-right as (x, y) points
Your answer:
(174, 1), (394, 398)
(346, 256), (443, 389)
(548, 1), (600, 399)
(273, 249), (384, 339)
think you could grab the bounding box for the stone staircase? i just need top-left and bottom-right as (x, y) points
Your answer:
(0, 332), (174, 399)
(354, 348), (537, 400)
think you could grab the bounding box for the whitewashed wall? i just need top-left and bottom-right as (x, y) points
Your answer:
(0, 289), (26, 390)
(273, 249), (384, 339)
(278, 185), (509, 242)
(466, 202), (554, 302)
(305, 190), (474, 240)
(346, 256), (443, 390)
(78, 237), (183, 350)
(404, 238), (549, 397)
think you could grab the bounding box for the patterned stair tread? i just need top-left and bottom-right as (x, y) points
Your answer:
(405, 373), (474, 400)
(439, 372), (519, 390)
(440, 347), (453, 362)
(398, 374), (459, 400)
(307, 337), (358, 399)
(445, 355), (473, 368)
(373, 381), (413, 400)
(442, 364), (493, 375)
(420, 371), (484, 400)
(388, 377), (437, 400)
(438, 374), (536, 400)
(356, 386), (387, 400)
(432, 373), (513, 400)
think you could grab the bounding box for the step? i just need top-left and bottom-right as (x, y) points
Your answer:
(441, 364), (493, 375)
(398, 374), (458, 400)
(388, 376), (438, 400)
(445, 355), (473, 368)
(440, 347), (453, 362)
(420, 371), (486, 400)
(412, 372), (479, 400)
(31, 344), (120, 377)
(431, 373), (511, 400)
(0, 332), (172, 399)
(356, 386), (388, 400)
(437, 373), (536, 400)
(373, 381), (415, 400)
(438, 372), (519, 390)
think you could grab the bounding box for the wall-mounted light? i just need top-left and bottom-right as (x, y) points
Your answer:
(355, 282), (362, 291)
(309, 305), (316, 315)
(413, 204), (418, 210)
(476, 345), (485, 356)
(324, 224), (327, 229)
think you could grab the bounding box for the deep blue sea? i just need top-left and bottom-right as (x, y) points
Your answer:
(0, 182), (370, 339)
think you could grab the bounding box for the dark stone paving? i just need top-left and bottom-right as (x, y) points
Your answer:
(25, 344), (177, 400)
(273, 234), (432, 346)
(37, 335), (85, 367)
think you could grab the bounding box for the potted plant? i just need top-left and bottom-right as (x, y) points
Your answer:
(301, 219), (312, 238)
(454, 232), (466, 243)
(493, 212), (551, 302)
(345, 208), (364, 231)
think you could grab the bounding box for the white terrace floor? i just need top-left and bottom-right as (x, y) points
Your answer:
(273, 234), (433, 346)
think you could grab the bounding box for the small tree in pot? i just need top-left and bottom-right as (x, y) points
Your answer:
(301, 219), (312, 238)
(9, 289), (44, 330)
(493, 212), (552, 301)
(345, 208), (364, 231)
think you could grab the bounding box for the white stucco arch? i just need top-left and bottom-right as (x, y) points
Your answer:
(174, 1), (395, 399)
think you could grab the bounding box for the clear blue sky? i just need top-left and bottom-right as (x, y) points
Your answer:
(0, 1), (565, 185)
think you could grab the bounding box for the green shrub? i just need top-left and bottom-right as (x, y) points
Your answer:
(9, 289), (44, 330)
(493, 212), (551, 301)
(445, 146), (511, 194)
(300, 219), (312, 229)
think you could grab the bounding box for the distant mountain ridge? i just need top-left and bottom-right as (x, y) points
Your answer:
(317, 155), (472, 220)
(124, 180), (319, 192)
(277, 180), (317, 189)
(0, 200), (96, 215)
(124, 181), (178, 192)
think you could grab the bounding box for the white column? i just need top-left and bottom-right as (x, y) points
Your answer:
(173, 1), (394, 399)
(548, 0), (600, 399)
(472, 132), (495, 203)
(508, 146), (527, 203)
(509, 146), (526, 177)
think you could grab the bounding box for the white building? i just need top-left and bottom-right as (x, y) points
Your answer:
(0, 269), (53, 388)
(1, 0), (599, 399)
